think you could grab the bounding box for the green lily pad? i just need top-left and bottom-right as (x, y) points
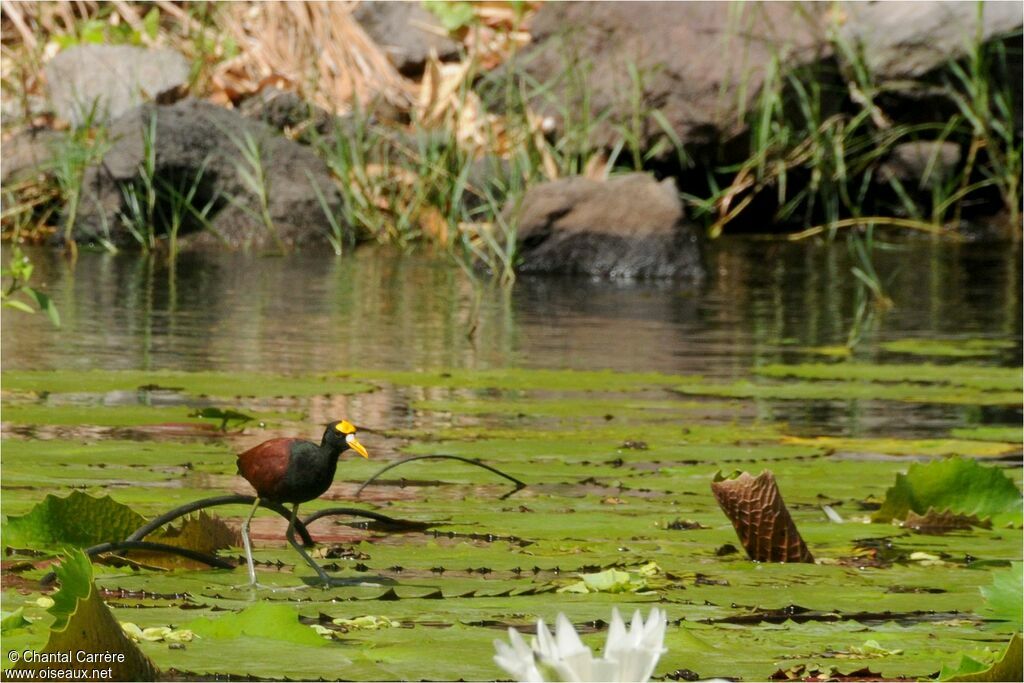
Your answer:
(783, 435), (1018, 458)
(950, 426), (1024, 444)
(0, 370), (373, 398)
(344, 368), (688, 392)
(2, 491), (146, 551)
(28, 549), (158, 680)
(185, 603), (327, 647)
(672, 379), (1021, 405)
(873, 458), (1023, 525)
(557, 565), (656, 594)
(939, 633), (1022, 681)
(0, 403), (301, 428)
(755, 362), (1022, 392)
(981, 563), (1023, 630)
(881, 339), (1014, 358)
(1, 608), (31, 633)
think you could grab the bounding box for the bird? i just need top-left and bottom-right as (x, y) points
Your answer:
(236, 419), (369, 586)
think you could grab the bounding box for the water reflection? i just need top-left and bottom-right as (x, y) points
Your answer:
(2, 239), (1020, 375)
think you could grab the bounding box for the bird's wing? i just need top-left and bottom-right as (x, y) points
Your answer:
(236, 438), (296, 499)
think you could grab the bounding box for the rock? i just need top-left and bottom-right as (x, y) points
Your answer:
(839, 1), (1023, 80)
(462, 154), (515, 212)
(71, 99), (347, 251)
(879, 141), (962, 189)
(353, 1), (460, 77)
(44, 45), (189, 127)
(239, 88), (337, 136)
(509, 173), (703, 279)
(513, 2), (829, 153)
(1, 129), (61, 183)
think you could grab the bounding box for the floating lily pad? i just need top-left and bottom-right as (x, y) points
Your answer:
(981, 563), (1023, 630)
(881, 339), (1015, 358)
(27, 549), (157, 680)
(873, 458), (1023, 526)
(344, 368), (688, 392)
(939, 633), (1022, 681)
(0, 402), (301, 427)
(558, 567), (650, 594)
(755, 362), (1022, 392)
(185, 603), (327, 647)
(1, 608), (31, 633)
(1, 370), (373, 398)
(2, 491), (145, 551)
(673, 379), (1021, 405)
(950, 426), (1024, 444)
(782, 435), (1018, 458)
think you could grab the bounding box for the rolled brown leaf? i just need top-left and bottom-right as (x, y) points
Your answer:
(711, 470), (814, 563)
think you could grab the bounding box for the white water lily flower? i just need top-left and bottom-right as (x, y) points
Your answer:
(494, 607), (668, 682)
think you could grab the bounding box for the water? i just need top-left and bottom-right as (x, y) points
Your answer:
(4, 239), (1020, 371)
(2, 238), (1021, 436)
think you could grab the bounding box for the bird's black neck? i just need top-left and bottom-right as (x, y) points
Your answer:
(318, 435), (343, 458)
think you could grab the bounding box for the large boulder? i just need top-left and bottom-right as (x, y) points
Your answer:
(513, 2), (1021, 155)
(353, 1), (460, 77)
(514, 2), (829, 152)
(839, 1), (1022, 80)
(71, 99), (346, 251)
(840, 2), (1022, 126)
(878, 141), (962, 189)
(44, 45), (189, 127)
(0, 129), (61, 183)
(509, 173), (703, 279)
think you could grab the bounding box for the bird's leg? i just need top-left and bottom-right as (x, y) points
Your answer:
(287, 503), (333, 586)
(240, 496), (262, 586)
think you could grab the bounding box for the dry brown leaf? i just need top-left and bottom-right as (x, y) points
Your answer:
(418, 205), (449, 244)
(902, 507), (991, 534)
(583, 153), (609, 180)
(121, 512), (240, 570)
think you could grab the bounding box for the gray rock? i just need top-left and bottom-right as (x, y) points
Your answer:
(879, 141), (962, 189)
(71, 99), (347, 251)
(839, 1), (1023, 80)
(510, 173), (703, 279)
(1, 129), (61, 183)
(44, 45), (189, 127)
(353, 1), (460, 77)
(239, 88), (345, 140)
(513, 2), (829, 153)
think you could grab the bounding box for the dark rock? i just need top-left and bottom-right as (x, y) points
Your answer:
(509, 173), (703, 279)
(512, 2), (829, 153)
(1, 129), (61, 183)
(879, 141), (962, 189)
(839, 1), (1022, 80)
(71, 99), (346, 251)
(238, 88), (340, 138)
(353, 1), (461, 77)
(44, 45), (189, 127)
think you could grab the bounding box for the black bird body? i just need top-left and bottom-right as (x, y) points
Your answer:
(237, 438), (341, 504)
(234, 420), (369, 586)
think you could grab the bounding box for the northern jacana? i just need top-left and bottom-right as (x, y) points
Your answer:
(236, 420), (369, 586)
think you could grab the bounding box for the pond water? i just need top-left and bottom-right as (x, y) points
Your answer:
(4, 238), (1021, 437)
(2, 238), (1022, 681)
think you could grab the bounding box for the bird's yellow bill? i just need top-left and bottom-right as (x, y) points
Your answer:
(348, 437), (369, 458)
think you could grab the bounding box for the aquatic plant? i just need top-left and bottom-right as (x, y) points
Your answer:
(0, 236), (60, 327)
(494, 608), (667, 683)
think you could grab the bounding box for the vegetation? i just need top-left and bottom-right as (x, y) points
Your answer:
(1, 365), (1020, 679)
(2, 2), (1018, 282)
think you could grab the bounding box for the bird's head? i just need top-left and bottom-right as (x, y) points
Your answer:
(323, 420), (369, 458)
